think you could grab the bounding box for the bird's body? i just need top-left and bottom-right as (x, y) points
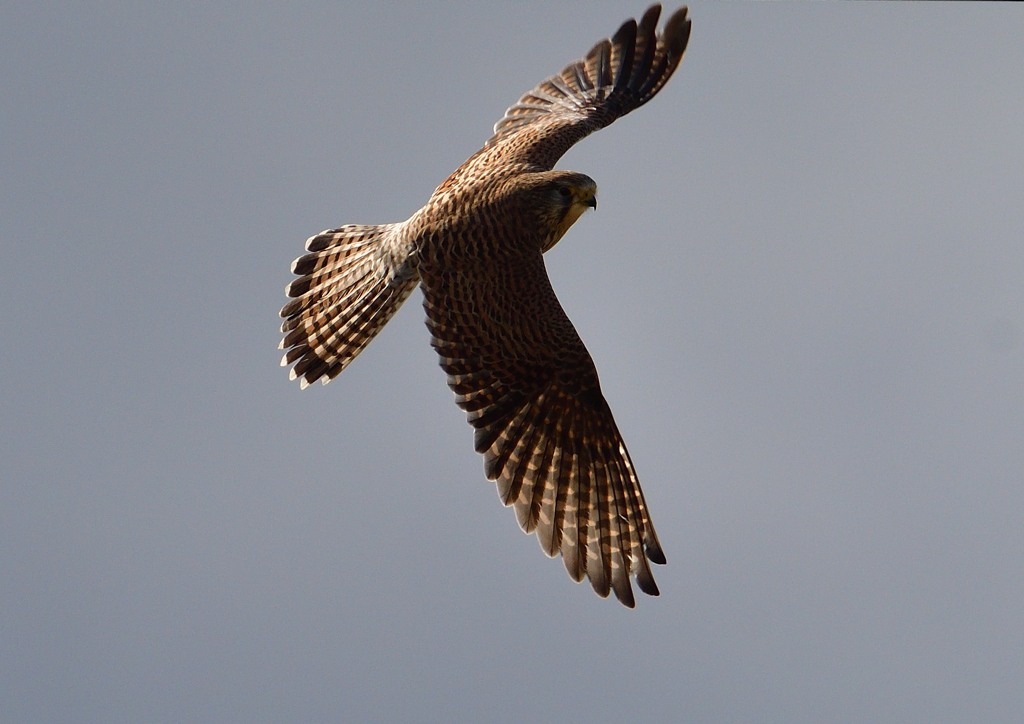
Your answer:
(280, 5), (691, 607)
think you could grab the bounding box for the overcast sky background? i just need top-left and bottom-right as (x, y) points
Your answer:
(3, 2), (1023, 722)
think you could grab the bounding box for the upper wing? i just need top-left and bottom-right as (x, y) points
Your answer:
(483, 4), (691, 171)
(420, 249), (665, 608)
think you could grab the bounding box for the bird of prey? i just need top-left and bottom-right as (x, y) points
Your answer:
(280, 5), (691, 607)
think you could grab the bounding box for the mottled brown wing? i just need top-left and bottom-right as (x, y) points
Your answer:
(420, 249), (665, 607)
(483, 4), (691, 171)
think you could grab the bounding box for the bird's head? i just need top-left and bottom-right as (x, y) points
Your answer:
(521, 170), (597, 252)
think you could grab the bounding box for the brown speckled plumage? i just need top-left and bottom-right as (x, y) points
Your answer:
(280, 5), (691, 607)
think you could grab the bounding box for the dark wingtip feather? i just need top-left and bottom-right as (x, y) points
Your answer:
(664, 6), (691, 57)
(474, 424), (502, 455)
(610, 19), (637, 90)
(563, 543), (585, 583)
(646, 539), (667, 566)
(589, 573), (612, 599)
(612, 569), (636, 608)
(629, 6), (660, 89)
(640, 5), (663, 39)
(586, 534), (612, 599)
(482, 448), (502, 480)
(636, 557), (661, 596)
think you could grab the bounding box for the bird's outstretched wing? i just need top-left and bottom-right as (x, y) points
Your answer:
(482, 4), (691, 171)
(421, 249), (665, 608)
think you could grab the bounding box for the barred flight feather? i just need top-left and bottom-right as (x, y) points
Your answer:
(279, 224), (419, 387)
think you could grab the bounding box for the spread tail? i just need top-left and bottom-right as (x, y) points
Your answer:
(279, 223), (419, 388)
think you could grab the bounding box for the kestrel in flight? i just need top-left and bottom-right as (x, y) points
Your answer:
(280, 5), (692, 607)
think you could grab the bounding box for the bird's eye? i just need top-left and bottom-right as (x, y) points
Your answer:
(559, 187), (572, 198)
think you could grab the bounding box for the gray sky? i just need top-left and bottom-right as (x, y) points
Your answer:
(3, 2), (1023, 722)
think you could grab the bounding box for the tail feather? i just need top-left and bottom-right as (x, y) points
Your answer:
(279, 223), (419, 388)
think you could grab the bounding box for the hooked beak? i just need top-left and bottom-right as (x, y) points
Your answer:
(583, 194), (597, 210)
